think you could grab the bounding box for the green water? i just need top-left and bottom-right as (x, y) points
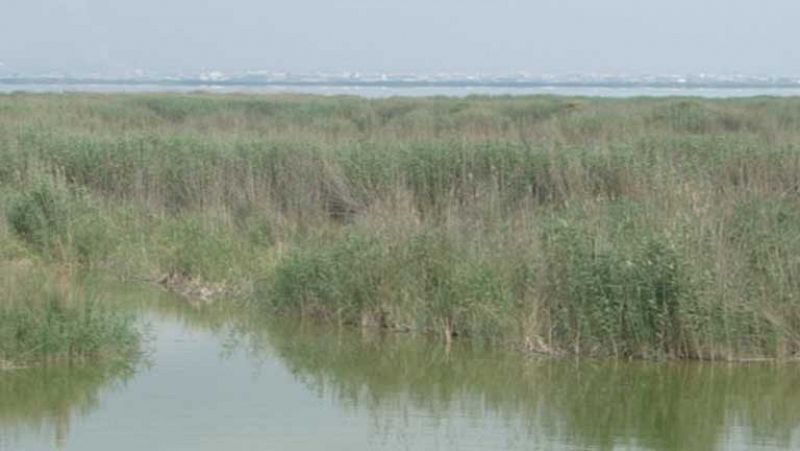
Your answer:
(1, 286), (799, 451)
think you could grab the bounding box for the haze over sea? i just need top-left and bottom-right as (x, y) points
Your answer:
(4, 74), (800, 97)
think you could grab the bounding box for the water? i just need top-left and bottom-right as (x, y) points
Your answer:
(4, 83), (800, 98)
(1, 285), (799, 451)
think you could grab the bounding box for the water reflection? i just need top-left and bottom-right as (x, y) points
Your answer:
(0, 364), (134, 449)
(2, 283), (799, 451)
(252, 320), (800, 450)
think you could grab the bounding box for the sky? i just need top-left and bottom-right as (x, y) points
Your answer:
(1, 0), (799, 76)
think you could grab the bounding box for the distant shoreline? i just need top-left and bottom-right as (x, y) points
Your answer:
(3, 77), (800, 90)
(4, 80), (800, 98)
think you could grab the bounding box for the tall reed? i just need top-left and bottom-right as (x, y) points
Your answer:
(2, 93), (799, 359)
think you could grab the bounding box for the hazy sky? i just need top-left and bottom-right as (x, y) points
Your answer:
(1, 0), (799, 76)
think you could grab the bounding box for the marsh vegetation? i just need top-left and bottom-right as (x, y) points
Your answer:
(2, 93), (800, 359)
(0, 265), (140, 367)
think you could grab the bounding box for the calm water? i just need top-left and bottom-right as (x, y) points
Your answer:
(1, 285), (799, 451)
(4, 83), (800, 98)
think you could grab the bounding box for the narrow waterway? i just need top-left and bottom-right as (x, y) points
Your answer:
(1, 285), (799, 451)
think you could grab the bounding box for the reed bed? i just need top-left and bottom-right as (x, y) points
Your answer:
(0, 264), (141, 367)
(1, 93), (799, 359)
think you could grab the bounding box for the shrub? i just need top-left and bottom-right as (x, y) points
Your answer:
(540, 207), (692, 357)
(5, 181), (114, 262)
(6, 179), (70, 252)
(0, 271), (141, 366)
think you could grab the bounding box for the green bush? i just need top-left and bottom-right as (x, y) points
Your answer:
(157, 217), (241, 280)
(268, 229), (517, 341)
(5, 181), (114, 262)
(6, 179), (70, 252)
(541, 207), (692, 357)
(0, 276), (141, 367)
(269, 233), (386, 323)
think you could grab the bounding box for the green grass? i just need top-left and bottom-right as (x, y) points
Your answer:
(0, 266), (141, 367)
(1, 93), (800, 359)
